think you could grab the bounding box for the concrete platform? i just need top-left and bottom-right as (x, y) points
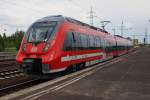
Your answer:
(2, 47), (150, 100)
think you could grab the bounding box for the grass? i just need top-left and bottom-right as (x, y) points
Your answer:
(4, 47), (17, 53)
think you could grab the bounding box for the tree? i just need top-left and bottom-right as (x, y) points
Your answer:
(0, 34), (4, 51)
(0, 31), (25, 52)
(13, 31), (24, 50)
(2, 33), (7, 49)
(3, 33), (6, 39)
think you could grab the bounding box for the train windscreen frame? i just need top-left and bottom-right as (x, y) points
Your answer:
(27, 21), (57, 43)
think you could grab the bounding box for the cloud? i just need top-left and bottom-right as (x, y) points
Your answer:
(0, 0), (150, 43)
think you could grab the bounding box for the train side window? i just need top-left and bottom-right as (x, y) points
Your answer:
(94, 36), (97, 48)
(71, 32), (77, 50)
(99, 37), (103, 49)
(87, 35), (91, 49)
(84, 34), (88, 49)
(76, 33), (82, 50)
(106, 42), (110, 52)
(96, 37), (100, 48)
(86, 35), (90, 49)
(63, 32), (73, 51)
(100, 38), (103, 49)
(80, 34), (88, 50)
(72, 32), (76, 42)
(105, 42), (108, 52)
(108, 42), (111, 52)
(89, 35), (95, 49)
(110, 42), (112, 52)
(102, 39), (106, 51)
(112, 43), (116, 51)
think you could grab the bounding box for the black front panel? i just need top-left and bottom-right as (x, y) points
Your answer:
(22, 58), (42, 75)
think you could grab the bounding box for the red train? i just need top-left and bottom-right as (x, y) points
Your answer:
(16, 15), (133, 78)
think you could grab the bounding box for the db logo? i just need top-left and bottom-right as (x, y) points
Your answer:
(31, 47), (37, 52)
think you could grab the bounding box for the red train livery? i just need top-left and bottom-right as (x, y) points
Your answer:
(16, 15), (133, 78)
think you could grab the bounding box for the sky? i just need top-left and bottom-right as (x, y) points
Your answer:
(0, 0), (150, 43)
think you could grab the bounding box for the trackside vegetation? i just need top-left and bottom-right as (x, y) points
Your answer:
(0, 30), (24, 52)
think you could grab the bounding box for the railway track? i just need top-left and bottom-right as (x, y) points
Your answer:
(0, 55), (18, 72)
(0, 53), (40, 97)
(0, 55), (15, 60)
(0, 69), (24, 80)
(0, 78), (41, 97)
(0, 60), (16, 67)
(0, 53), (16, 67)
(0, 58), (15, 61)
(0, 53), (23, 80)
(0, 79), (39, 91)
(0, 69), (38, 97)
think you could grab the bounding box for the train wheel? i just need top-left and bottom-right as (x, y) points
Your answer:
(72, 64), (77, 72)
(80, 63), (85, 69)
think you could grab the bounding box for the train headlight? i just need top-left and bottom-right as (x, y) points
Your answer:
(43, 43), (50, 52)
(22, 44), (27, 51)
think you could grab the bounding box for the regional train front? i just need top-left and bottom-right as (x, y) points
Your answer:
(16, 16), (61, 77)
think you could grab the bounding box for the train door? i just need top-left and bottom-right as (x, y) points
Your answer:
(63, 31), (75, 66)
(101, 38), (107, 60)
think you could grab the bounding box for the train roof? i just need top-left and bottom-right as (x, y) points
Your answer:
(115, 35), (132, 41)
(36, 15), (109, 34)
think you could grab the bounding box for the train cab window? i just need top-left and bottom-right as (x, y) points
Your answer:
(27, 21), (57, 43)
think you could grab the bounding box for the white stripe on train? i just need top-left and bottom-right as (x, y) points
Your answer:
(50, 52), (107, 73)
(61, 52), (104, 62)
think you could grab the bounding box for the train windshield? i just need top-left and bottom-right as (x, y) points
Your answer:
(27, 21), (57, 43)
